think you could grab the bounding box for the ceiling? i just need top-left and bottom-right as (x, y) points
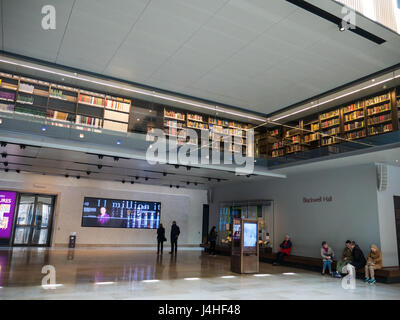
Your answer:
(1, 0), (400, 116)
(0, 141), (279, 189)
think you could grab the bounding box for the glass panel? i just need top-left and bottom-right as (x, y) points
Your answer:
(34, 197), (53, 227)
(15, 196), (35, 226)
(31, 228), (48, 245)
(13, 227), (31, 244)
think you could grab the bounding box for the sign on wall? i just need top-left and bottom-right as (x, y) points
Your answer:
(0, 191), (17, 239)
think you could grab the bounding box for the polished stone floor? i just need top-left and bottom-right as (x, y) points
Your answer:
(0, 247), (399, 300)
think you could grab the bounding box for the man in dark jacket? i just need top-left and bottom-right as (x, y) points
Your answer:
(169, 221), (180, 255)
(209, 226), (218, 255)
(349, 241), (366, 269)
(157, 223), (166, 255)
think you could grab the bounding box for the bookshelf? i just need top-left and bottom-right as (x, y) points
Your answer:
(0, 71), (132, 133)
(343, 101), (366, 141)
(320, 109), (341, 146)
(365, 93), (392, 136)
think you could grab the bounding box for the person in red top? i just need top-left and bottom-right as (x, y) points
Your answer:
(273, 235), (292, 265)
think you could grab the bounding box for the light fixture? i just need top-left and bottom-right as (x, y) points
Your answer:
(79, 133), (84, 139)
(41, 125), (47, 131)
(135, 176), (139, 180)
(174, 165), (179, 169)
(1, 153), (7, 158)
(186, 181), (190, 185)
(221, 276), (235, 279)
(19, 144), (26, 150)
(186, 166), (191, 171)
(163, 172), (167, 177)
(94, 282), (114, 285)
(0, 142), (7, 147)
(253, 274), (271, 277)
(15, 169), (20, 173)
(113, 157), (119, 162)
(4, 168), (8, 172)
(339, 24), (345, 32)
(184, 277), (200, 281)
(116, 140), (121, 145)
(86, 171), (91, 175)
(76, 176), (80, 179)
(122, 180), (125, 184)
(41, 284), (63, 289)
(194, 182), (198, 186)
(176, 185), (180, 189)
(65, 174), (69, 178)
(142, 279), (159, 283)
(97, 165), (102, 169)
(131, 181), (134, 184)
(3, 162), (8, 167)
(145, 177), (149, 181)
(170, 185), (172, 188)
(98, 155), (103, 159)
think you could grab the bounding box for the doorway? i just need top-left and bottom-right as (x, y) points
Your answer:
(394, 196), (400, 266)
(12, 194), (56, 247)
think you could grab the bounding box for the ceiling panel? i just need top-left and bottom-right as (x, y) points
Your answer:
(2, 0), (75, 61)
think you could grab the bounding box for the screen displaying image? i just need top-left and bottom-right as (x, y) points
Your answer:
(243, 222), (257, 248)
(81, 197), (161, 229)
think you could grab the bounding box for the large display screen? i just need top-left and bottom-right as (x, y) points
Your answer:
(0, 191), (17, 239)
(81, 197), (161, 229)
(243, 222), (257, 249)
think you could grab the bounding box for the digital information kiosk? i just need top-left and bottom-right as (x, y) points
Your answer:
(231, 218), (259, 274)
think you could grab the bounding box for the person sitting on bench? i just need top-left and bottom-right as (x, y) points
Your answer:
(273, 235), (292, 266)
(333, 240), (353, 278)
(365, 244), (382, 284)
(349, 241), (366, 270)
(321, 241), (335, 276)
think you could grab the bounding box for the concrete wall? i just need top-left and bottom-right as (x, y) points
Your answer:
(376, 164), (400, 266)
(0, 172), (207, 247)
(210, 164), (388, 265)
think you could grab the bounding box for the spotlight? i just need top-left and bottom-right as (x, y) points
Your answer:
(176, 185), (180, 189)
(19, 145), (26, 150)
(116, 140), (121, 145)
(135, 176), (139, 180)
(113, 157), (119, 162)
(131, 181), (134, 184)
(246, 174), (251, 178)
(186, 166), (191, 171)
(86, 171), (91, 175)
(170, 185), (172, 188)
(16, 169), (20, 173)
(65, 174), (69, 178)
(194, 182), (198, 186)
(122, 180), (125, 184)
(217, 179), (220, 182)
(338, 23), (346, 32)
(98, 155), (103, 160)
(0, 142), (6, 147)
(174, 165), (179, 169)
(76, 176), (80, 179)
(186, 181), (190, 185)
(1, 153), (7, 158)
(4, 168), (9, 172)
(3, 162), (8, 167)
(163, 172), (167, 177)
(41, 125), (47, 131)
(145, 177), (149, 181)
(97, 165), (102, 170)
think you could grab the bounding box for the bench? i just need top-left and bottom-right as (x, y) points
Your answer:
(200, 244), (400, 283)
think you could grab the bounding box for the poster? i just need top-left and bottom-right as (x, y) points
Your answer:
(0, 191), (17, 239)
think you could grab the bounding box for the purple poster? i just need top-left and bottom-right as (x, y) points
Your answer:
(0, 191), (17, 239)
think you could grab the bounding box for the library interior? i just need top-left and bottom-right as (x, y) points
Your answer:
(0, 0), (399, 300)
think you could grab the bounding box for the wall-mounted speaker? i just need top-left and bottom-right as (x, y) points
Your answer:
(376, 163), (388, 192)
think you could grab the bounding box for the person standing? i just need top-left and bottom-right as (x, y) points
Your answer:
(169, 221), (180, 255)
(209, 226), (218, 255)
(365, 244), (382, 284)
(157, 223), (166, 255)
(273, 235), (292, 265)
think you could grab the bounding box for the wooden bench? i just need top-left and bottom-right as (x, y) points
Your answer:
(200, 244), (400, 283)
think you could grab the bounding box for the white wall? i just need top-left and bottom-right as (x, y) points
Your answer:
(376, 164), (400, 266)
(210, 164), (389, 264)
(0, 172), (207, 246)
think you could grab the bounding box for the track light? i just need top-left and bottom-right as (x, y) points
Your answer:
(4, 168), (8, 172)
(0, 142), (7, 147)
(1, 153), (7, 158)
(339, 23), (346, 32)
(176, 185), (180, 189)
(19, 145), (26, 150)
(122, 180), (125, 184)
(208, 178), (211, 181)
(145, 177), (149, 181)
(3, 162), (8, 167)
(186, 181), (190, 185)
(246, 174), (251, 178)
(170, 185), (172, 188)
(163, 172), (167, 176)
(113, 157), (119, 162)
(76, 176), (80, 179)
(131, 181), (134, 184)
(186, 166), (191, 171)
(16, 169), (20, 173)
(65, 174), (69, 178)
(86, 171), (91, 175)
(217, 179), (220, 182)
(97, 165), (102, 169)
(174, 165), (179, 169)
(194, 182), (198, 186)
(41, 125), (47, 131)
(98, 155), (103, 159)
(136, 176), (139, 180)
